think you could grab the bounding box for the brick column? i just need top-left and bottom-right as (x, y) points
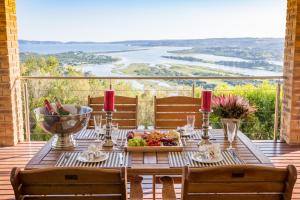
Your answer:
(0, 0), (24, 146)
(281, 0), (300, 144)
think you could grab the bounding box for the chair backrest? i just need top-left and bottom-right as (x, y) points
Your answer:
(154, 96), (202, 129)
(182, 165), (297, 200)
(11, 167), (127, 200)
(88, 95), (138, 129)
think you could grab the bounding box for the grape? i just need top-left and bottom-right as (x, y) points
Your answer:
(128, 138), (145, 147)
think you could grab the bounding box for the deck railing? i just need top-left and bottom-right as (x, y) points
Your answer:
(19, 75), (284, 142)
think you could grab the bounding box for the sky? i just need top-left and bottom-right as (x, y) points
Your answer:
(16, 0), (287, 42)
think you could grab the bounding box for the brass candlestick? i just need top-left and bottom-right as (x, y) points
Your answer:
(103, 110), (114, 147)
(199, 109), (212, 146)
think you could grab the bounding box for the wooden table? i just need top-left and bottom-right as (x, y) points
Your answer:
(25, 129), (272, 175)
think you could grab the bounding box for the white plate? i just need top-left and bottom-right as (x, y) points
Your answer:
(77, 152), (108, 163)
(191, 152), (223, 163)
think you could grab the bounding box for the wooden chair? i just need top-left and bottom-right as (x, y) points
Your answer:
(10, 167), (128, 200)
(154, 96), (202, 129)
(178, 165), (297, 200)
(88, 95), (138, 129)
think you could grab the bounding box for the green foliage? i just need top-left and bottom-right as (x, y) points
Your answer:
(209, 82), (279, 140)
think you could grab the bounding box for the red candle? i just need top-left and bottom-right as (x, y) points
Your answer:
(201, 90), (212, 112)
(104, 90), (115, 112)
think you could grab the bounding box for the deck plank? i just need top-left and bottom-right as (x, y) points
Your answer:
(1, 141), (300, 199)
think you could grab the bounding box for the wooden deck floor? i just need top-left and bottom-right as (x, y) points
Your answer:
(1, 141), (300, 200)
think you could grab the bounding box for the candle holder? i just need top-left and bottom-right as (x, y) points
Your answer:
(103, 110), (114, 147)
(198, 109), (212, 146)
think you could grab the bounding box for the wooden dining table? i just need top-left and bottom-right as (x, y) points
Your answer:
(25, 129), (273, 176)
(25, 129), (272, 175)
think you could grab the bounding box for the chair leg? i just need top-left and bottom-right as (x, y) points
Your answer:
(160, 176), (176, 200)
(129, 175), (143, 200)
(153, 175), (156, 200)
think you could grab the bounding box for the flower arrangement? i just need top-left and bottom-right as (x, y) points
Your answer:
(213, 95), (256, 119)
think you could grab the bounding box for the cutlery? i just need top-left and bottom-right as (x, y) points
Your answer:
(119, 153), (124, 166)
(64, 153), (70, 165)
(183, 152), (190, 166)
(231, 150), (240, 163)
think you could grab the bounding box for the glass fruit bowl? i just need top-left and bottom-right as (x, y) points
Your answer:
(34, 104), (93, 149)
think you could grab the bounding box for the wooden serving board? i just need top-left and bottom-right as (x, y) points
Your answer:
(125, 139), (184, 152)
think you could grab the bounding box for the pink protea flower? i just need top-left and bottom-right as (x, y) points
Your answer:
(213, 95), (256, 119)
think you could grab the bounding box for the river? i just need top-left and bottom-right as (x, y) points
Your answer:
(20, 43), (282, 77)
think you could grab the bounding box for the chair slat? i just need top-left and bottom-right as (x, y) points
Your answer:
(188, 182), (285, 193)
(20, 168), (122, 184)
(156, 120), (202, 129)
(90, 112), (136, 119)
(188, 166), (288, 182)
(89, 96), (137, 104)
(187, 194), (282, 200)
(156, 113), (201, 120)
(89, 105), (137, 112)
(22, 184), (122, 195)
(89, 119), (137, 127)
(156, 105), (201, 112)
(156, 96), (200, 104)
(24, 196), (122, 200)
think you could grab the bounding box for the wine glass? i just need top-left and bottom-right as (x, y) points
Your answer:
(226, 121), (237, 150)
(111, 123), (119, 150)
(94, 115), (102, 141)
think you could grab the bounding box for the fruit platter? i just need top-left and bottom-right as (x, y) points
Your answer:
(125, 130), (183, 152)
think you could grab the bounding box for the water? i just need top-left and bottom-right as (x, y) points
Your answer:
(20, 43), (141, 54)
(20, 43), (282, 77)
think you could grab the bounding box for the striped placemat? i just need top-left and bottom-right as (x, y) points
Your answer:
(188, 130), (214, 140)
(169, 150), (244, 168)
(55, 151), (129, 168)
(76, 129), (129, 140)
(75, 129), (104, 140)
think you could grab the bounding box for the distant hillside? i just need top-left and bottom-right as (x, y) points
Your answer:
(19, 38), (284, 61)
(111, 37), (284, 48)
(19, 38), (284, 47)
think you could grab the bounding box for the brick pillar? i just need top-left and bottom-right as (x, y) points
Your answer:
(281, 0), (300, 144)
(0, 0), (24, 146)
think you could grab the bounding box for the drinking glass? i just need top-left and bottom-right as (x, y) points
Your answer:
(186, 115), (195, 134)
(187, 115), (195, 128)
(226, 121), (237, 150)
(94, 115), (102, 141)
(111, 123), (119, 150)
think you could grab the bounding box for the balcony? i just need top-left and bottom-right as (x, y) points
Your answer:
(2, 0), (300, 199)
(2, 75), (300, 199)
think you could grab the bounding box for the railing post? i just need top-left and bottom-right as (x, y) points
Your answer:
(273, 82), (281, 141)
(192, 80), (195, 97)
(23, 81), (31, 141)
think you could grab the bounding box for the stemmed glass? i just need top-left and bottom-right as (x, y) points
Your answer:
(111, 123), (119, 150)
(94, 115), (102, 142)
(226, 121), (237, 150)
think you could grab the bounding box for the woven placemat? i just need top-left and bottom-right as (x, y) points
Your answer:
(55, 151), (129, 168)
(187, 130), (215, 140)
(75, 129), (129, 140)
(169, 150), (244, 168)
